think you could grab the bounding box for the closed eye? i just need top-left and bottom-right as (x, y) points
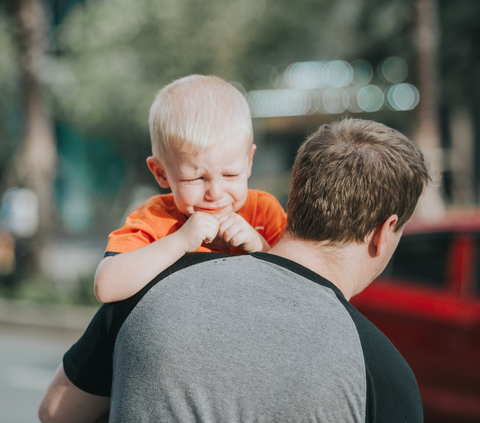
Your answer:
(180, 177), (203, 182)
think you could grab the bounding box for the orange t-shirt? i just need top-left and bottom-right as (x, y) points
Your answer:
(105, 189), (287, 255)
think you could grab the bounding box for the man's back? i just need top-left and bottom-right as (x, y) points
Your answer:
(65, 253), (422, 422)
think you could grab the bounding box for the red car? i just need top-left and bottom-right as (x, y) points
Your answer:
(351, 211), (480, 423)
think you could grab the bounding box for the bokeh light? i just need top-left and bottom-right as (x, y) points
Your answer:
(379, 56), (408, 84)
(322, 88), (347, 114)
(247, 89), (311, 117)
(247, 58), (417, 117)
(386, 83), (420, 111)
(324, 60), (354, 88)
(345, 86), (363, 113)
(285, 61), (325, 89)
(357, 85), (384, 112)
(351, 59), (373, 86)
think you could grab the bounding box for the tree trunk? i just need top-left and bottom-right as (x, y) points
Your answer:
(450, 107), (475, 206)
(412, 0), (445, 217)
(13, 0), (57, 271)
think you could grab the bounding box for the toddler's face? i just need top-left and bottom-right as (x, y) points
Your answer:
(149, 139), (255, 218)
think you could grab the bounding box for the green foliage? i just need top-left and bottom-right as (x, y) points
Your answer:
(0, 273), (100, 306)
(51, 0), (273, 144)
(50, 0), (408, 146)
(0, 10), (21, 170)
(3, 0), (479, 151)
(0, 12), (18, 98)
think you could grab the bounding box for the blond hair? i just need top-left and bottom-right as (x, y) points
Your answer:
(287, 118), (430, 244)
(149, 75), (253, 162)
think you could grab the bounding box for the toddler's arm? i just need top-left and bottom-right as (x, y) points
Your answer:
(217, 212), (270, 253)
(94, 212), (219, 303)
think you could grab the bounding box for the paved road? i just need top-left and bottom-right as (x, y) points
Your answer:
(0, 324), (84, 423)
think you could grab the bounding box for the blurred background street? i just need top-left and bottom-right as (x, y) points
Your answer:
(0, 325), (66, 423)
(0, 301), (96, 423)
(1, 0), (480, 421)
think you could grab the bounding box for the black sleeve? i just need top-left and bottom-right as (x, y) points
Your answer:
(104, 251), (120, 258)
(63, 304), (116, 396)
(345, 304), (424, 423)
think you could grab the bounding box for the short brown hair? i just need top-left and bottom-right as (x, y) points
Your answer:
(287, 118), (430, 244)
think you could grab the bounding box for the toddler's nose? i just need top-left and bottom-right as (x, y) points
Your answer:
(205, 181), (224, 201)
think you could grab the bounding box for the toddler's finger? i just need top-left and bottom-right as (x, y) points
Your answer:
(216, 211), (237, 224)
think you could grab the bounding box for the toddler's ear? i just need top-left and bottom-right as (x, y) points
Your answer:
(147, 156), (170, 189)
(247, 144), (257, 178)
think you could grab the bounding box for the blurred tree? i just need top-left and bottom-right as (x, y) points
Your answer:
(0, 0), (57, 272)
(439, 0), (480, 114)
(412, 0), (445, 215)
(0, 6), (21, 184)
(49, 0), (432, 145)
(50, 0), (265, 146)
(50, 0), (392, 152)
(439, 0), (480, 205)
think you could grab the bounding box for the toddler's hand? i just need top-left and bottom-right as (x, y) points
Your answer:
(177, 212), (220, 252)
(217, 212), (267, 253)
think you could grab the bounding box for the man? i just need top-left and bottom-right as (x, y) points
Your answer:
(39, 118), (429, 423)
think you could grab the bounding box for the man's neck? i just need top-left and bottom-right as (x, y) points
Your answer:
(268, 232), (371, 301)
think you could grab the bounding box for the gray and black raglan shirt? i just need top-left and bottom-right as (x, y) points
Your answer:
(64, 253), (423, 423)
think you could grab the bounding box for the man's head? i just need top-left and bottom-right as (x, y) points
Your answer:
(147, 75), (255, 217)
(287, 118), (430, 245)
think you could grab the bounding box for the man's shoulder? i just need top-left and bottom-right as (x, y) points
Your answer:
(105, 253), (233, 329)
(159, 252), (233, 276)
(121, 252), (320, 314)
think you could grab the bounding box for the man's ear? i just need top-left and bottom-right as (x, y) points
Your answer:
(146, 156), (170, 189)
(247, 144), (257, 178)
(369, 214), (399, 257)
